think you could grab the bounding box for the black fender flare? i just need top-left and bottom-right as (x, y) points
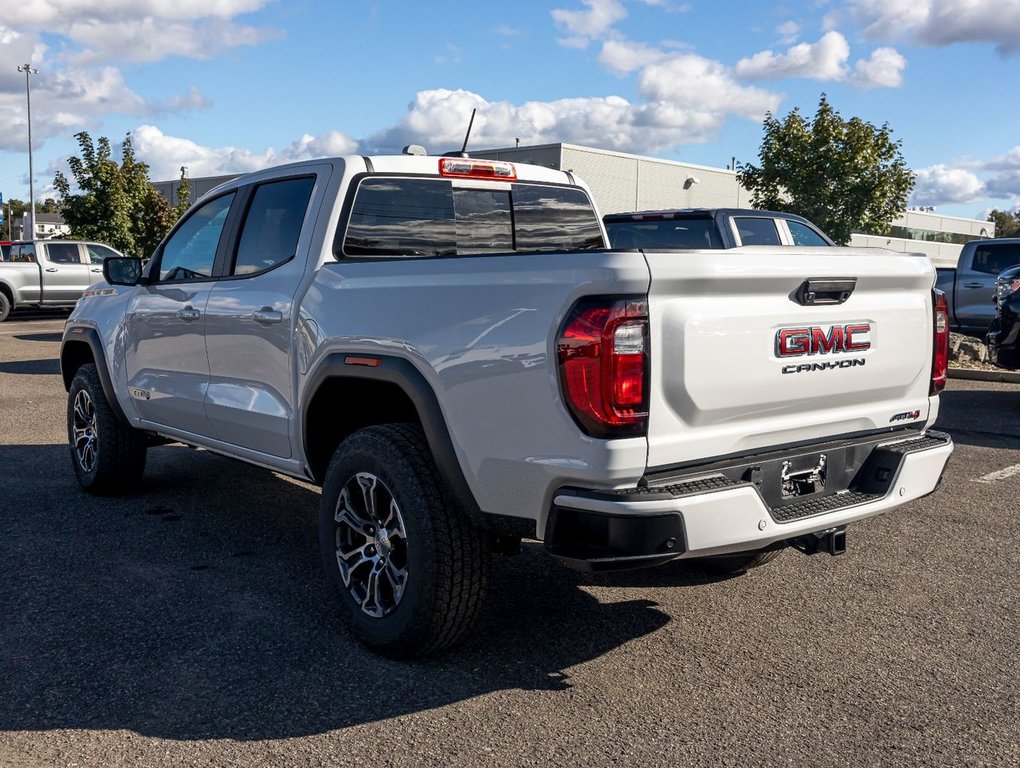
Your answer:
(60, 326), (130, 425)
(302, 354), (483, 521)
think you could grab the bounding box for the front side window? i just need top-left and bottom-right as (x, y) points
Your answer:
(158, 193), (235, 282)
(46, 243), (81, 264)
(233, 177), (315, 275)
(86, 243), (120, 264)
(972, 244), (1020, 275)
(340, 178), (603, 258)
(735, 217), (781, 246)
(788, 220), (830, 246)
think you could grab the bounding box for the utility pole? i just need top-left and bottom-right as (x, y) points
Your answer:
(17, 63), (39, 241)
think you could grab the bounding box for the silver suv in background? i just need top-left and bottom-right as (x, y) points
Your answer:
(0, 239), (124, 321)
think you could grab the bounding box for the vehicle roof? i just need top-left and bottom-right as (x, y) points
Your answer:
(602, 207), (815, 222)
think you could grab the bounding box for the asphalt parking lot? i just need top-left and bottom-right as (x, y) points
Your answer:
(1, 313), (1018, 768)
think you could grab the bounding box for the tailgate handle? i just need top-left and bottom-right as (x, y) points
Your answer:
(794, 278), (856, 306)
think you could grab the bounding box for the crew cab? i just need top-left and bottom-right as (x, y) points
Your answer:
(603, 208), (834, 250)
(935, 238), (1020, 337)
(59, 153), (953, 658)
(0, 239), (124, 321)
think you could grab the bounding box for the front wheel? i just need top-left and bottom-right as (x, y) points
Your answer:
(319, 424), (489, 658)
(67, 364), (147, 493)
(0, 292), (11, 322)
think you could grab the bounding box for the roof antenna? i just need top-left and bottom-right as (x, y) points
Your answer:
(444, 108), (477, 158)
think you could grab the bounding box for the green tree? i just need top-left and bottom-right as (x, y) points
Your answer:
(987, 209), (1020, 238)
(54, 131), (185, 258)
(737, 94), (915, 245)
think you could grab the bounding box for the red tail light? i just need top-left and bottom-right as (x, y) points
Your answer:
(931, 289), (949, 394)
(557, 297), (648, 437)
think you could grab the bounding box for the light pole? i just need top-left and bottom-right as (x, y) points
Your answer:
(17, 63), (39, 241)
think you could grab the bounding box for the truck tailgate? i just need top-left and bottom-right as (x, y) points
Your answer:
(643, 247), (936, 470)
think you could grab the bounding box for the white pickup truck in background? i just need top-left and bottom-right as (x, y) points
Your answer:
(60, 152), (953, 657)
(0, 239), (124, 321)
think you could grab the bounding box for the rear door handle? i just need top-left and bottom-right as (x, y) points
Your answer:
(253, 307), (283, 325)
(964, 282), (984, 289)
(45, 267), (59, 273)
(177, 306), (200, 321)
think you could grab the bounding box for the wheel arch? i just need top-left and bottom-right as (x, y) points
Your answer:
(60, 327), (129, 424)
(303, 354), (482, 520)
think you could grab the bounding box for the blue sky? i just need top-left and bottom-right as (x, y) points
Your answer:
(1, 0), (1019, 221)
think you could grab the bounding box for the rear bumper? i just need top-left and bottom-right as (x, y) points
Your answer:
(546, 430), (953, 570)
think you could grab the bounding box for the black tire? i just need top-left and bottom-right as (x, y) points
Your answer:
(67, 363), (147, 494)
(693, 547), (785, 576)
(0, 291), (11, 322)
(319, 424), (489, 659)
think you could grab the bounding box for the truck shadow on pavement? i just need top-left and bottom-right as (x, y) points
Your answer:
(935, 386), (1020, 450)
(0, 443), (696, 741)
(0, 358), (61, 375)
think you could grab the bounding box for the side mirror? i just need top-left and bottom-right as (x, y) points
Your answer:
(103, 257), (143, 286)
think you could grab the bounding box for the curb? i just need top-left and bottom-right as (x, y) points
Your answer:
(948, 366), (1020, 384)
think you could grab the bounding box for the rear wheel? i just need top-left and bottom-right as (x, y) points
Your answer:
(67, 364), (147, 493)
(0, 292), (11, 322)
(319, 424), (489, 658)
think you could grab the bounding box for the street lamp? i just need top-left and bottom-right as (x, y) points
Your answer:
(17, 63), (39, 241)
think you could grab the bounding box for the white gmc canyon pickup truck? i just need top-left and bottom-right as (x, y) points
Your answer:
(60, 152), (953, 657)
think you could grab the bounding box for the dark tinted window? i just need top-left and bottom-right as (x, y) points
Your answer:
(787, 220), (830, 246)
(0, 244), (10, 261)
(605, 217), (723, 249)
(341, 178), (603, 258)
(234, 177), (315, 275)
(46, 243), (80, 264)
(735, 217), (781, 246)
(513, 185), (604, 251)
(159, 193), (235, 281)
(971, 243), (1020, 275)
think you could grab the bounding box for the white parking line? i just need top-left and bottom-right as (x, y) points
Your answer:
(972, 463), (1020, 484)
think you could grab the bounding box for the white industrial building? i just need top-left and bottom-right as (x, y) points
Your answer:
(153, 142), (993, 266)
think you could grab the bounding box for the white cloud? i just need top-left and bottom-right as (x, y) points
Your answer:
(6, 0), (276, 63)
(640, 54), (782, 120)
(849, 0), (1020, 55)
(979, 146), (1020, 172)
(551, 0), (626, 47)
(129, 124), (358, 181)
(777, 21), (801, 45)
(911, 165), (986, 205)
(985, 172), (1020, 201)
(851, 46), (906, 88)
(598, 39), (669, 75)
(735, 31), (851, 81)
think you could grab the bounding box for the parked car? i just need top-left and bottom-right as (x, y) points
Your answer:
(603, 208), (834, 250)
(0, 239), (125, 321)
(935, 238), (1020, 337)
(985, 264), (1020, 368)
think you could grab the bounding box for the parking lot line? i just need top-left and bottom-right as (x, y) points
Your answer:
(972, 462), (1020, 484)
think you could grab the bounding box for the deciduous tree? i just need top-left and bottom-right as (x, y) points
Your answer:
(738, 94), (914, 245)
(987, 209), (1020, 239)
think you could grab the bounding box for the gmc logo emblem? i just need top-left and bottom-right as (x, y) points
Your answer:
(776, 324), (872, 357)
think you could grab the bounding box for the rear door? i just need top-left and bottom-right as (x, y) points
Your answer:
(643, 247), (936, 469)
(203, 171), (323, 458)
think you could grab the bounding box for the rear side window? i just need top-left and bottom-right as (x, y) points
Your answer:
(787, 220), (829, 246)
(605, 217), (722, 249)
(233, 177), (315, 275)
(734, 217), (781, 246)
(340, 178), (603, 258)
(46, 243), (81, 264)
(11, 244), (35, 262)
(971, 244), (1020, 275)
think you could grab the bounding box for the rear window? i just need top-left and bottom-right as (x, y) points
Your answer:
(734, 217), (781, 246)
(339, 178), (604, 258)
(605, 217), (723, 249)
